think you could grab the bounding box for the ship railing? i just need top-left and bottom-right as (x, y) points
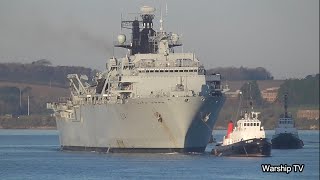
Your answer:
(136, 67), (199, 73)
(138, 62), (156, 68)
(137, 61), (199, 68)
(58, 97), (71, 103)
(205, 74), (221, 81)
(72, 93), (129, 105)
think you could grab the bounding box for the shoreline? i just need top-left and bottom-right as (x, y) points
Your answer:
(0, 127), (57, 130)
(0, 127), (318, 131)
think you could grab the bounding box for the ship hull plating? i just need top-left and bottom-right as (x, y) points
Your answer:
(56, 96), (224, 153)
(213, 138), (271, 157)
(61, 146), (206, 153)
(271, 133), (304, 149)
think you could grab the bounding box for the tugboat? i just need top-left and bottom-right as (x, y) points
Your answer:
(271, 94), (304, 149)
(212, 102), (271, 157)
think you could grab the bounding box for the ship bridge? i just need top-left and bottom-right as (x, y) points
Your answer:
(114, 6), (182, 55)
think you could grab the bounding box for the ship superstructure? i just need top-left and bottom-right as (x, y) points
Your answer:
(48, 6), (225, 153)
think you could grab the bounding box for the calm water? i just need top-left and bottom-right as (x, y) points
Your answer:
(0, 130), (319, 180)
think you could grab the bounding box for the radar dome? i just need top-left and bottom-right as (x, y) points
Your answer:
(140, 6), (155, 14)
(171, 33), (179, 43)
(117, 34), (126, 44)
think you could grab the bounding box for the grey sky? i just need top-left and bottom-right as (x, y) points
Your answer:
(0, 0), (318, 79)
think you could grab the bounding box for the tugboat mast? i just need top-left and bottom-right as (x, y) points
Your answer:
(284, 93), (289, 118)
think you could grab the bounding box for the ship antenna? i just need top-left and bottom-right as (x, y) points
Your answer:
(249, 82), (253, 110)
(234, 91), (243, 122)
(166, 2), (168, 16)
(112, 32), (115, 57)
(160, 5), (164, 32)
(120, 13), (123, 33)
(284, 93), (288, 118)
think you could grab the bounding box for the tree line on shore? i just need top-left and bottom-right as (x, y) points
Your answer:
(0, 61), (273, 87)
(208, 66), (274, 80)
(215, 74), (319, 129)
(0, 60), (97, 87)
(0, 61), (318, 129)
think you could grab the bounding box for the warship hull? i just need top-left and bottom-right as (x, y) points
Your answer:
(213, 138), (271, 157)
(56, 96), (224, 153)
(271, 133), (304, 149)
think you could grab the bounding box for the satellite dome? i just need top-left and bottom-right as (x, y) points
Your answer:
(117, 34), (126, 44)
(171, 33), (179, 43)
(140, 6), (155, 14)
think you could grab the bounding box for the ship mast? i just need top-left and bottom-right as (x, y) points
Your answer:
(284, 93), (288, 118)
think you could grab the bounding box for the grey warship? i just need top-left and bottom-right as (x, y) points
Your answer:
(48, 6), (225, 153)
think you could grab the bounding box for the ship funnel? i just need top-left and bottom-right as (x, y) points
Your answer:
(226, 121), (234, 138)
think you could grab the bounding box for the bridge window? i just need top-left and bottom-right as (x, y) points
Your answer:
(175, 70), (178, 72)
(179, 70), (183, 72)
(170, 70), (174, 72)
(184, 70), (188, 72)
(165, 70), (168, 72)
(146, 70), (150, 73)
(155, 70), (159, 72)
(160, 70), (164, 72)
